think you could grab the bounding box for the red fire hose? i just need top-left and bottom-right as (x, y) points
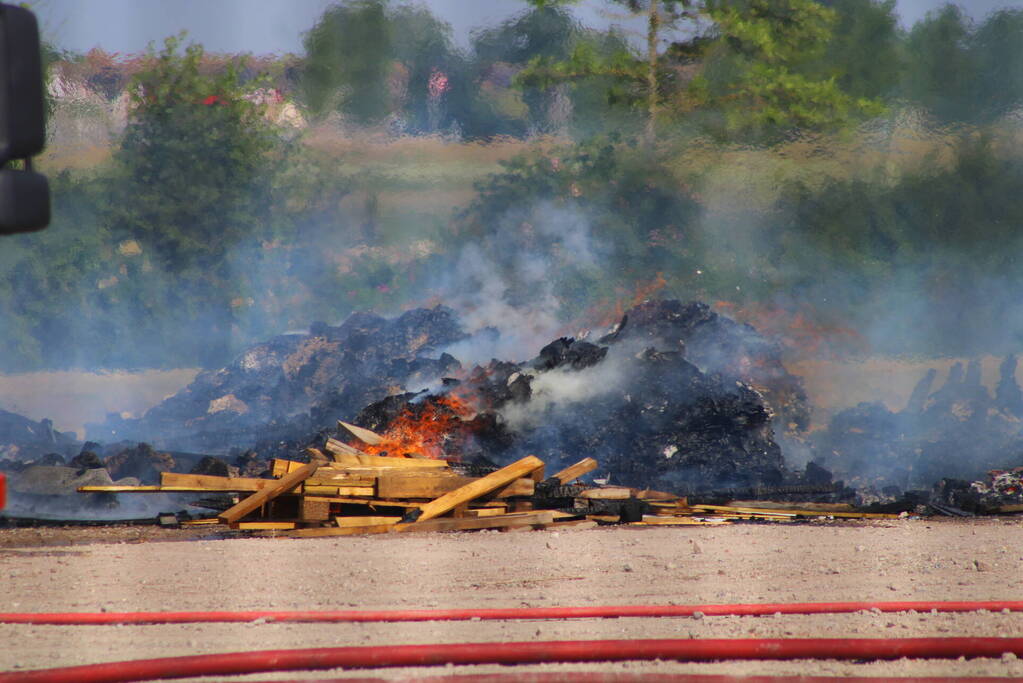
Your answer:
(1, 600), (1020, 625)
(3, 638), (1023, 683)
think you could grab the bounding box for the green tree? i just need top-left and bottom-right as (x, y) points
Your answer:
(690, 0), (885, 139)
(108, 34), (275, 270)
(900, 4), (976, 123)
(817, 0), (902, 100)
(103, 34), (276, 365)
(514, 27), (645, 136)
(899, 5), (1023, 124)
(516, 0), (692, 140)
(519, 0), (884, 142)
(302, 1), (474, 134)
(611, 1), (694, 141)
(967, 8), (1023, 121)
(302, 0), (392, 123)
(474, 3), (582, 132)
(387, 3), (461, 133)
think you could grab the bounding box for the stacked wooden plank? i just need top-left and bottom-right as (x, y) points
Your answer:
(79, 443), (594, 534)
(79, 434), (901, 532)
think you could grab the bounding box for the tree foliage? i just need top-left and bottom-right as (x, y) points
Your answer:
(902, 5), (1023, 124)
(473, 4), (582, 133)
(515, 0), (888, 142)
(817, 0), (902, 100)
(301, 0), (393, 123)
(107, 34), (276, 272)
(690, 0), (885, 139)
(302, 0), (473, 134)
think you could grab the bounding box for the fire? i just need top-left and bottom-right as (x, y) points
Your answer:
(360, 394), (477, 460)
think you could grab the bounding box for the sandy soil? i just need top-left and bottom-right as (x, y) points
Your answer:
(2, 518), (1023, 680)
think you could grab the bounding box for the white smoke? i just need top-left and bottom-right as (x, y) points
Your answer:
(499, 353), (628, 431)
(438, 200), (605, 365)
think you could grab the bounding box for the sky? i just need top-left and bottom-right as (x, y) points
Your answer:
(34, 0), (1023, 56)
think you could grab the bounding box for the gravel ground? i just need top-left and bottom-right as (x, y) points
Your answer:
(2, 518), (1023, 680)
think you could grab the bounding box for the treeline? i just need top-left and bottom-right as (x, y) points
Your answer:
(45, 1), (1023, 140)
(3, 1), (1023, 371)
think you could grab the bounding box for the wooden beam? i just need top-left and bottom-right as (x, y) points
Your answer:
(337, 420), (385, 446)
(180, 518), (221, 526)
(335, 515), (402, 527)
(636, 515), (731, 526)
(308, 466), (377, 485)
(688, 504), (900, 519)
(578, 486), (635, 500)
(301, 496), (421, 508)
(466, 506), (507, 518)
(160, 472), (273, 492)
(303, 485), (376, 497)
(399, 510), (555, 533)
(287, 523), (397, 537)
(544, 519), (598, 531)
(232, 521), (298, 530)
(550, 457), (598, 484)
(78, 485), (169, 492)
(304, 476), (376, 487)
(305, 447), (329, 463)
(323, 442), (448, 469)
(409, 455), (544, 523)
(726, 500), (855, 512)
(271, 459), (306, 477)
(635, 489), (679, 501)
(79, 484), (271, 493)
(324, 437), (369, 458)
(218, 461), (318, 524)
(377, 472), (534, 499)
(300, 499), (331, 522)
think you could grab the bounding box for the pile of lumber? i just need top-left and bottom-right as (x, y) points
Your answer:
(81, 443), (612, 535)
(79, 423), (900, 534)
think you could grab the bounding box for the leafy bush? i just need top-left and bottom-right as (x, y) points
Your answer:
(106, 34), (277, 272)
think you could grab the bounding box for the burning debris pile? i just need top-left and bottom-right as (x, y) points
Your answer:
(813, 356), (1023, 495)
(351, 300), (809, 492)
(77, 299), (810, 494)
(14, 295), (1023, 523)
(88, 307), (467, 453)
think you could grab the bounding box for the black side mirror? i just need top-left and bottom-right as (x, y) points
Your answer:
(0, 4), (48, 234)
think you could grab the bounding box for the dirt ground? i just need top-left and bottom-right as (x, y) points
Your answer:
(2, 518), (1023, 681)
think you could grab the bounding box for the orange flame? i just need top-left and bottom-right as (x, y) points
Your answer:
(360, 394), (477, 460)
